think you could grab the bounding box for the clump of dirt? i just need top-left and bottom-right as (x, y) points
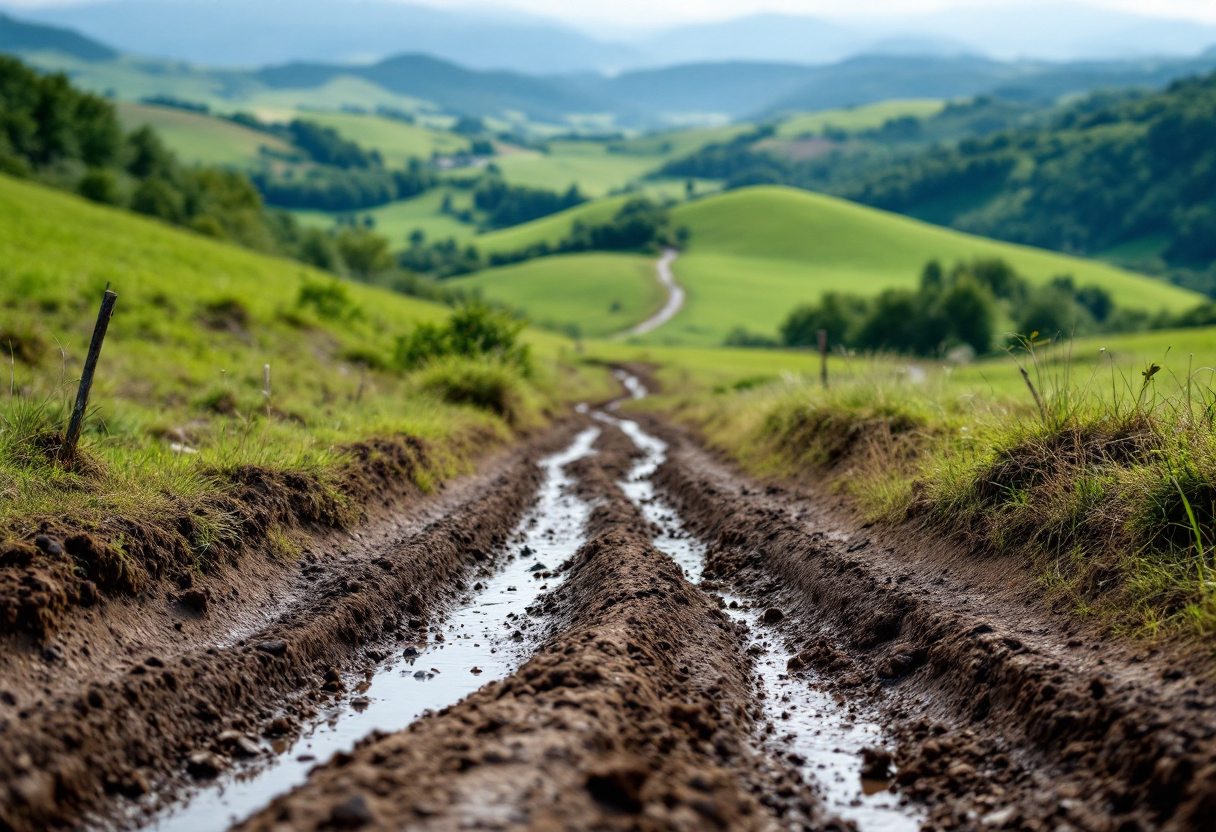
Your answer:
(198, 297), (251, 333)
(0, 324), (48, 366)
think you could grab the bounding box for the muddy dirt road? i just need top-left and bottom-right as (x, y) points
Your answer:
(2, 372), (1215, 832)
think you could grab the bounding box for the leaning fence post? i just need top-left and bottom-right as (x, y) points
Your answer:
(62, 289), (118, 465)
(263, 364), (272, 416)
(817, 329), (828, 388)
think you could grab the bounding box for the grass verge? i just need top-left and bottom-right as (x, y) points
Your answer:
(664, 338), (1216, 641)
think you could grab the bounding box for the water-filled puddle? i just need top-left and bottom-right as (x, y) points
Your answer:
(599, 379), (921, 832)
(146, 427), (601, 832)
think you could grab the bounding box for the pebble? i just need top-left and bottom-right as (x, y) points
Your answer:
(255, 640), (288, 657)
(330, 794), (375, 828)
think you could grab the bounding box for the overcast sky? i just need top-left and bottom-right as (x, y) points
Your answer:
(7, 0), (1216, 27)
(443, 0), (1216, 27)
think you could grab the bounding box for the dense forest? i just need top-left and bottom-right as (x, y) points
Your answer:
(660, 73), (1216, 292)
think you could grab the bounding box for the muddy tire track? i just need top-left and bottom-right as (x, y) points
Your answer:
(0, 423), (585, 832)
(234, 424), (824, 832)
(648, 419), (1216, 832)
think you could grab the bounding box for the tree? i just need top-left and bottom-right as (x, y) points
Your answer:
(334, 227), (391, 278)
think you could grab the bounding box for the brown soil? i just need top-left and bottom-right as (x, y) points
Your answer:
(0, 422), (578, 832)
(4, 385), (1215, 832)
(0, 426), (500, 640)
(647, 415), (1216, 832)
(234, 424), (826, 832)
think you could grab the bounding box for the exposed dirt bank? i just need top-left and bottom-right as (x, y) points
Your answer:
(0, 423), (582, 832)
(648, 417), (1216, 832)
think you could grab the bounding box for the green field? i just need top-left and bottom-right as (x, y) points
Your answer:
(652, 187), (1202, 346)
(775, 99), (947, 137)
(449, 186), (1201, 348)
(453, 253), (663, 338)
(116, 102), (296, 167)
(493, 141), (668, 197)
(295, 111), (471, 166)
(293, 188), (480, 246)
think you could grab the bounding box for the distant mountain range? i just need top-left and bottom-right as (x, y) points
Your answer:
(4, 8), (1216, 128)
(7, 0), (1216, 72)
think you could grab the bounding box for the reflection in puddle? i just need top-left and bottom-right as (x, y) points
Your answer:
(599, 383), (921, 832)
(147, 428), (601, 832)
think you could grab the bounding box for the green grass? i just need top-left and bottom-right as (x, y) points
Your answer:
(775, 99), (947, 137)
(448, 253), (664, 338)
(647, 326), (1216, 641)
(0, 173), (610, 627)
(493, 141), (666, 197)
(294, 111), (470, 166)
(609, 124), (755, 158)
(116, 102), (297, 168)
(651, 186), (1202, 346)
(293, 188), (479, 247)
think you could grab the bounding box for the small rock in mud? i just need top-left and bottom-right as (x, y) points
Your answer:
(78, 579), (98, 606)
(860, 747), (893, 780)
(528, 562), (548, 572)
(403, 646), (419, 658)
(762, 607), (784, 625)
(351, 697), (371, 712)
(879, 643), (927, 678)
(33, 535), (63, 556)
(470, 666), (482, 674)
(255, 640), (288, 657)
(586, 757), (650, 813)
(329, 794), (376, 828)
(217, 730), (261, 759)
(186, 750), (226, 779)
(263, 716), (295, 738)
(179, 589), (209, 615)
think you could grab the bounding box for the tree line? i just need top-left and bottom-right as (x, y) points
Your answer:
(730, 257), (1216, 356)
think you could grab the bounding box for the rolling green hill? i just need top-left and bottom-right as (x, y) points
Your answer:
(775, 99), (946, 137)
(295, 111), (470, 166)
(451, 253), (662, 338)
(657, 187), (1201, 346)
(116, 102), (297, 167)
(449, 186), (1203, 347)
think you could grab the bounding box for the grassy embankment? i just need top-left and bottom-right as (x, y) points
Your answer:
(0, 174), (610, 634)
(450, 186), (1202, 345)
(116, 102), (298, 168)
(644, 329), (1216, 641)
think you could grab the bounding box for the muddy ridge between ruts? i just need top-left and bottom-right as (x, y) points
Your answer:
(235, 423), (825, 832)
(0, 422), (585, 832)
(647, 418), (1216, 832)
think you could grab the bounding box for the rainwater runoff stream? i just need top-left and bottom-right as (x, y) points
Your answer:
(139, 371), (921, 832)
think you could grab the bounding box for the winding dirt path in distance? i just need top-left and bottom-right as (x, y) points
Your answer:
(616, 248), (682, 338)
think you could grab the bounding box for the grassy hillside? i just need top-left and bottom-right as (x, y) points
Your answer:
(775, 99), (945, 137)
(296, 111), (470, 166)
(450, 253), (662, 338)
(293, 188), (478, 247)
(116, 102), (297, 167)
(473, 195), (633, 254)
(493, 141), (665, 198)
(655, 187), (1201, 346)
(0, 174), (606, 578)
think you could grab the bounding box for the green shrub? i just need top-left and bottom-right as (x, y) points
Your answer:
(395, 303), (530, 372)
(297, 278), (361, 321)
(417, 356), (536, 425)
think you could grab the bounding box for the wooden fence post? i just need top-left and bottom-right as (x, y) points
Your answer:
(818, 329), (828, 388)
(62, 289), (117, 464)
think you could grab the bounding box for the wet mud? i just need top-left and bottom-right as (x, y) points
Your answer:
(4, 375), (1216, 832)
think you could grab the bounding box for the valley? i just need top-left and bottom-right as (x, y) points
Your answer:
(3, 5), (1216, 832)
